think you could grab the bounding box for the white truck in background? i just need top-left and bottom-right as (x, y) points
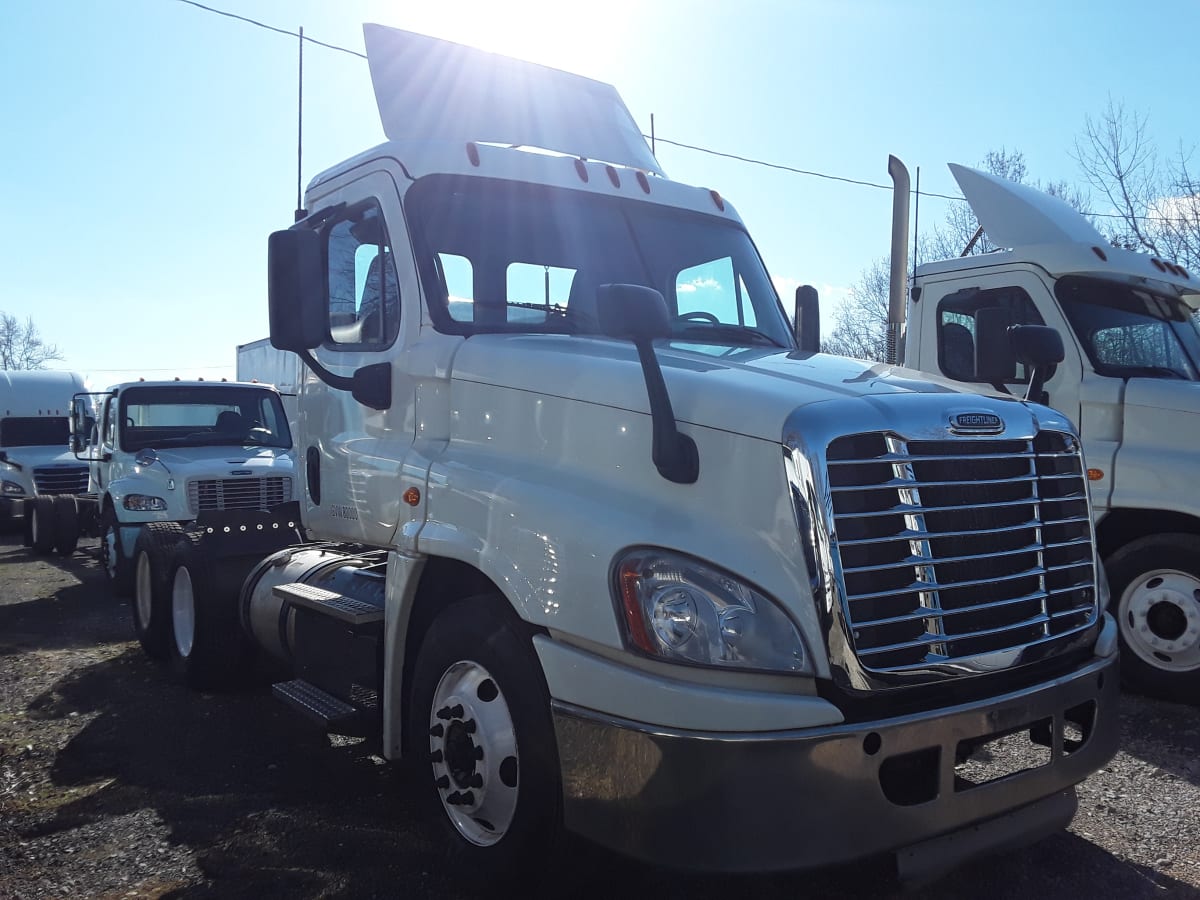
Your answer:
(151, 25), (1120, 883)
(54, 380), (298, 666)
(236, 337), (303, 425)
(0, 370), (91, 553)
(873, 158), (1200, 703)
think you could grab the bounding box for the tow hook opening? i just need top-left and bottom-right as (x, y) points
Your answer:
(879, 747), (941, 806)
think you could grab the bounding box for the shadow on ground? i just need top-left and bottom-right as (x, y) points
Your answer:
(11, 648), (1197, 900)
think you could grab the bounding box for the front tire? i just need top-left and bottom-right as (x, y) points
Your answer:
(30, 496), (56, 554)
(1107, 533), (1200, 703)
(410, 595), (562, 877)
(99, 505), (134, 597)
(167, 535), (255, 690)
(132, 522), (185, 661)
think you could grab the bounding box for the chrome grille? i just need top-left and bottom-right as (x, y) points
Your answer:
(32, 464), (88, 495)
(186, 477), (292, 515)
(828, 431), (1096, 673)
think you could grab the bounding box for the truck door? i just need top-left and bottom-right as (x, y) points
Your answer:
(918, 269), (1115, 508)
(298, 170), (419, 547)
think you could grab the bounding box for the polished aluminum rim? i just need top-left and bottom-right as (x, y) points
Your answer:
(172, 566), (196, 658)
(1119, 568), (1200, 672)
(428, 660), (519, 847)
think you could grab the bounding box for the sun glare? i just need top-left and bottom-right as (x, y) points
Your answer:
(366, 0), (621, 81)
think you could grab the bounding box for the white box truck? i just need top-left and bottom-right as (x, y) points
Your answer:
(880, 158), (1200, 703)
(0, 369), (90, 553)
(146, 26), (1120, 883)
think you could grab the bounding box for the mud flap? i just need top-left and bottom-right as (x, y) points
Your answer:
(191, 501), (304, 559)
(895, 788), (1078, 886)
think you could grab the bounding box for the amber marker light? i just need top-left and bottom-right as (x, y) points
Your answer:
(403, 487), (421, 506)
(1088, 468), (1104, 481)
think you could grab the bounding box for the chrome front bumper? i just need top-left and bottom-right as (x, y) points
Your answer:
(552, 649), (1118, 875)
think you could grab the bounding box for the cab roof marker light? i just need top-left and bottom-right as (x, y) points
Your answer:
(606, 165), (620, 188)
(574, 158), (589, 182)
(636, 171), (651, 194)
(709, 189), (725, 211)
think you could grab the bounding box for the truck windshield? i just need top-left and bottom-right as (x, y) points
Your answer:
(406, 174), (793, 348)
(118, 386), (292, 452)
(0, 416), (69, 448)
(1056, 276), (1200, 381)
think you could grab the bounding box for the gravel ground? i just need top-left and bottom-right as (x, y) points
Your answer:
(1, 530), (1198, 899)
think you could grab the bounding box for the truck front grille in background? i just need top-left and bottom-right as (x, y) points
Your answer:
(187, 477), (292, 515)
(828, 432), (1096, 672)
(32, 465), (88, 495)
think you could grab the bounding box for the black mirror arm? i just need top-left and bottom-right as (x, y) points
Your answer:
(295, 349), (392, 411)
(633, 339), (699, 485)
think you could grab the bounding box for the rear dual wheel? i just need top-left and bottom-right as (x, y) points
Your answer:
(167, 536), (256, 690)
(28, 496), (79, 556)
(132, 522), (186, 660)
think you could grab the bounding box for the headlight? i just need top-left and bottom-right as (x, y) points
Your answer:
(1, 480), (25, 496)
(615, 549), (811, 674)
(123, 494), (167, 511)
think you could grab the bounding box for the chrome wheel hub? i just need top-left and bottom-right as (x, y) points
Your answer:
(1119, 569), (1200, 671)
(428, 660), (519, 847)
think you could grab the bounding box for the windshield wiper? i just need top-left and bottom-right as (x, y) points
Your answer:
(673, 323), (785, 347)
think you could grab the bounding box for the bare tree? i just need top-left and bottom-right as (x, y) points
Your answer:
(0, 313), (64, 370)
(822, 256), (890, 361)
(1074, 97), (1200, 271)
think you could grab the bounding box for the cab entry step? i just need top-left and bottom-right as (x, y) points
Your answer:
(273, 678), (364, 733)
(273, 581), (384, 629)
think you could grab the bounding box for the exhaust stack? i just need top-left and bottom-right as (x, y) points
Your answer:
(887, 155), (910, 365)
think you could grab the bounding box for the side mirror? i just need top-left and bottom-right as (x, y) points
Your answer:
(1010, 324), (1063, 405)
(594, 283), (671, 340)
(69, 396), (92, 454)
(594, 283), (698, 484)
(794, 284), (820, 353)
(974, 307), (1017, 382)
(268, 229), (328, 352)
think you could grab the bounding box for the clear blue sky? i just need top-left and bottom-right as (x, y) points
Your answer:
(2, 0), (1196, 385)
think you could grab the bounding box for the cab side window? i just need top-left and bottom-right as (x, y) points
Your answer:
(936, 286), (1043, 383)
(325, 202), (401, 349)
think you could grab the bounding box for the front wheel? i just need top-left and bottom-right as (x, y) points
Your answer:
(1107, 533), (1200, 703)
(410, 595), (562, 877)
(99, 506), (134, 597)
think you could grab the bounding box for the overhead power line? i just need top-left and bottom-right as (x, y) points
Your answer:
(174, 0), (1190, 226)
(174, 0), (365, 58)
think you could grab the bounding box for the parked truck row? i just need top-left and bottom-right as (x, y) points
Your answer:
(15, 23), (1157, 885)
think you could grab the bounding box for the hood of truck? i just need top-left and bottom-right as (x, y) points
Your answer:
(949, 163), (1106, 249)
(1124, 377), (1200, 415)
(136, 445), (294, 479)
(1, 445), (80, 470)
(450, 335), (1034, 442)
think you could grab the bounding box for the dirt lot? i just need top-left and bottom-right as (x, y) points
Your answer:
(1, 531), (1198, 900)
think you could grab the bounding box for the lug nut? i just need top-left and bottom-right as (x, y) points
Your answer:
(459, 791), (475, 805)
(473, 746), (484, 760)
(429, 724), (444, 738)
(446, 791), (464, 805)
(435, 775), (450, 789)
(429, 750), (443, 763)
(462, 719), (477, 734)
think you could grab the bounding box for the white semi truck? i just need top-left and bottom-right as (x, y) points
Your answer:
(0, 370), (90, 553)
(877, 158), (1200, 703)
(158, 25), (1120, 882)
(56, 380), (297, 667)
